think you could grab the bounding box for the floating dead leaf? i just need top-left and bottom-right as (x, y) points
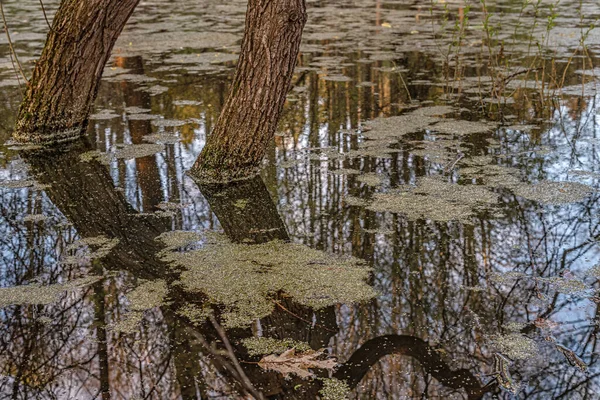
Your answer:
(492, 353), (520, 395)
(555, 343), (587, 372)
(258, 348), (337, 379)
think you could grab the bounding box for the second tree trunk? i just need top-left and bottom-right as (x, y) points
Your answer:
(190, 0), (307, 183)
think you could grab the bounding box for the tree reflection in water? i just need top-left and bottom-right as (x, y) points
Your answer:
(0, 1), (600, 398)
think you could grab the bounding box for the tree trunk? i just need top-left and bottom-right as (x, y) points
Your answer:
(13, 0), (140, 144)
(190, 0), (307, 183)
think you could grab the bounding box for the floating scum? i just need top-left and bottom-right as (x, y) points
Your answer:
(158, 231), (376, 328)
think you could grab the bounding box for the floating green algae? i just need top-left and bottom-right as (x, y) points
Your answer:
(362, 114), (440, 140)
(510, 181), (593, 205)
(115, 143), (165, 160)
(66, 235), (120, 260)
(367, 177), (497, 223)
(0, 276), (101, 308)
(491, 332), (538, 360)
(319, 378), (351, 400)
(160, 233), (375, 328)
(0, 179), (36, 189)
(79, 150), (111, 165)
(242, 337), (312, 356)
(407, 105), (455, 116)
(356, 173), (383, 187)
(142, 132), (180, 144)
(176, 304), (213, 325)
(155, 230), (202, 251)
(431, 119), (497, 136)
(114, 279), (168, 334)
(344, 196), (368, 207)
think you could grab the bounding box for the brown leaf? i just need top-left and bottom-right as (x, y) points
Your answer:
(258, 348), (337, 379)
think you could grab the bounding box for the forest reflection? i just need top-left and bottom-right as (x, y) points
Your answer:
(1, 0), (600, 399)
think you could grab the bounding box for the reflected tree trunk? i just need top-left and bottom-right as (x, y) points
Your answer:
(200, 176), (289, 243)
(14, 0), (140, 144)
(191, 0), (307, 183)
(335, 335), (490, 400)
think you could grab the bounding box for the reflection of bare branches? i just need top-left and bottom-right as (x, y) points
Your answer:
(335, 334), (492, 399)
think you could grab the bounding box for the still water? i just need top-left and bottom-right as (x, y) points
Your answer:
(0, 0), (599, 398)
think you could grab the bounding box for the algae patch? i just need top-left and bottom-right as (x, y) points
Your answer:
(491, 332), (538, 360)
(510, 181), (592, 205)
(356, 173), (383, 187)
(161, 233), (375, 328)
(155, 230), (201, 251)
(367, 177), (497, 223)
(115, 143), (165, 160)
(114, 280), (168, 334)
(320, 378), (351, 400)
(242, 337), (312, 356)
(66, 236), (120, 261)
(0, 276), (101, 308)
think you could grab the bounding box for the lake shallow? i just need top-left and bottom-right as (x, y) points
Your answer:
(0, 0), (599, 398)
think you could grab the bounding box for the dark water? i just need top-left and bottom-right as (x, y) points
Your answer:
(0, 0), (600, 398)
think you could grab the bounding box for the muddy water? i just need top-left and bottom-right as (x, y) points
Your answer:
(0, 0), (599, 398)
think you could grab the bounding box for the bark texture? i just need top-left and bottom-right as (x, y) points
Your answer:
(191, 0), (307, 183)
(14, 0), (140, 144)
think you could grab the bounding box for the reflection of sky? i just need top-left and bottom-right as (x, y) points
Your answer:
(0, 0), (600, 397)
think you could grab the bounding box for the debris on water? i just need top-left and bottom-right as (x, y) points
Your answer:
(492, 352), (521, 395)
(555, 343), (588, 372)
(257, 348), (337, 379)
(23, 214), (48, 223)
(242, 336), (312, 356)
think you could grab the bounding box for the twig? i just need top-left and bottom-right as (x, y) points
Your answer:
(210, 316), (265, 400)
(38, 0), (54, 32)
(273, 299), (337, 333)
(442, 152), (464, 175)
(0, 0), (28, 85)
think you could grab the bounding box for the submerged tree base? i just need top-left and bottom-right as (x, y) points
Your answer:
(189, 163), (261, 185)
(13, 125), (86, 145)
